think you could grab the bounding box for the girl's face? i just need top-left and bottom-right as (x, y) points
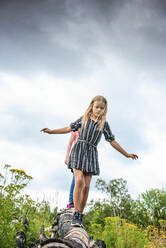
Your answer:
(92, 100), (105, 119)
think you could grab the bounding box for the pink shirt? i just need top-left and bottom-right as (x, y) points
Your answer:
(72, 131), (79, 144)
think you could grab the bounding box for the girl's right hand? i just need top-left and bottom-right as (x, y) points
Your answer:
(40, 128), (52, 134)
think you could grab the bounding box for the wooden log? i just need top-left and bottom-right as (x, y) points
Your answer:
(38, 238), (72, 248)
(16, 231), (26, 248)
(58, 208), (74, 238)
(29, 208), (106, 248)
(57, 208), (106, 248)
(64, 227), (89, 248)
(32, 237), (82, 248)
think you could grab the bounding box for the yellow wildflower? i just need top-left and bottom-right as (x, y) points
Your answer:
(10, 168), (32, 179)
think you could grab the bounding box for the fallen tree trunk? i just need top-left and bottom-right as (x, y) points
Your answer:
(17, 208), (106, 248)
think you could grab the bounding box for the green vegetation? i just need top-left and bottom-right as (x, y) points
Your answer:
(0, 164), (57, 248)
(84, 178), (166, 247)
(0, 165), (166, 247)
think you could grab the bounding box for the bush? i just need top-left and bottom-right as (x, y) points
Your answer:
(0, 164), (57, 248)
(88, 216), (148, 248)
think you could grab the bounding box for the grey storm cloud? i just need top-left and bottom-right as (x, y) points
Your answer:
(0, 0), (166, 79)
(1, 0), (165, 153)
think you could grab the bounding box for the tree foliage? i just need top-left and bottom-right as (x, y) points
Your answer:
(85, 178), (166, 229)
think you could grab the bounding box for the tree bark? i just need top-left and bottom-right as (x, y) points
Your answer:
(17, 208), (106, 248)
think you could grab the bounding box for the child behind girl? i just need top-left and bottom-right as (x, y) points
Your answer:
(65, 131), (79, 209)
(41, 95), (138, 228)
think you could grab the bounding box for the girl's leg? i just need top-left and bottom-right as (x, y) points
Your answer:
(80, 173), (92, 213)
(68, 174), (75, 203)
(73, 169), (84, 212)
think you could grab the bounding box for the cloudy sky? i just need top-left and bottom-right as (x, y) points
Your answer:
(0, 0), (166, 210)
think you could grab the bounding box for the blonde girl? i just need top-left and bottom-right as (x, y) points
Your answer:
(41, 95), (138, 227)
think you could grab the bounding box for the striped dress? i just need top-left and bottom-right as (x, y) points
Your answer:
(68, 117), (115, 175)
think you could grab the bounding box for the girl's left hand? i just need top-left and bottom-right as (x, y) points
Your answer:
(127, 154), (138, 160)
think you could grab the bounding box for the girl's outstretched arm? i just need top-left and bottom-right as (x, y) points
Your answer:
(110, 140), (138, 160)
(40, 126), (72, 134)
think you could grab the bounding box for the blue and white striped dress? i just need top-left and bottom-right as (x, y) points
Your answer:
(68, 117), (115, 175)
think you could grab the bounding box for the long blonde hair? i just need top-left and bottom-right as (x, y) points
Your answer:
(82, 95), (108, 130)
